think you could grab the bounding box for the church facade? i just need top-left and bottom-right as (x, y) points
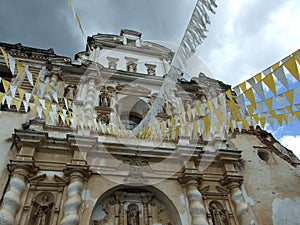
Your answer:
(0, 29), (299, 225)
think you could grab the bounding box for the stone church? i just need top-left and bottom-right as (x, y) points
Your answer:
(0, 29), (299, 225)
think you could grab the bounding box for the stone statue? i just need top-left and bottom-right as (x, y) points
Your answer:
(127, 203), (139, 225)
(64, 84), (77, 100)
(29, 192), (54, 225)
(99, 88), (111, 107)
(209, 203), (228, 225)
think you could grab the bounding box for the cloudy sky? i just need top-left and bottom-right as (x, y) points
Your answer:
(0, 0), (300, 157)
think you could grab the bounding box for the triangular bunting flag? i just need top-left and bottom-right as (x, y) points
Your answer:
(273, 66), (289, 90)
(25, 92), (32, 103)
(284, 56), (300, 82)
(295, 87), (300, 98)
(25, 66), (34, 86)
(2, 79), (10, 93)
(0, 47), (9, 67)
(284, 89), (294, 106)
(18, 88), (25, 100)
(295, 111), (300, 122)
(244, 88), (256, 108)
(265, 98), (273, 111)
(259, 117), (266, 128)
(262, 73), (276, 96)
(8, 54), (16, 75)
(271, 61), (280, 72)
(248, 77), (265, 100)
(226, 89), (233, 101)
(10, 84), (17, 97)
(239, 82), (247, 93)
(275, 94), (286, 108)
(13, 98), (21, 111)
(16, 61), (24, 78)
(254, 73), (262, 83)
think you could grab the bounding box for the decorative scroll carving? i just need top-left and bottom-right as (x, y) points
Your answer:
(29, 192), (55, 225)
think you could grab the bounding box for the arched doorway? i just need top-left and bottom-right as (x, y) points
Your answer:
(89, 185), (182, 225)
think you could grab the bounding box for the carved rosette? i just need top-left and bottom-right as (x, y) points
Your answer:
(60, 166), (90, 225)
(0, 164), (37, 225)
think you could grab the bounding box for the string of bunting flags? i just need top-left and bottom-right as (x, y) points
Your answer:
(1, 46), (300, 140)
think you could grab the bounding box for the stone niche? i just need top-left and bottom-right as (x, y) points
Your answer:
(90, 188), (179, 225)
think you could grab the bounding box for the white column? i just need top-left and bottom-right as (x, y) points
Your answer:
(60, 171), (84, 225)
(185, 179), (208, 225)
(0, 167), (31, 225)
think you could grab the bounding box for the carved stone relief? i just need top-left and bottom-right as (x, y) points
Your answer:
(91, 190), (176, 225)
(28, 192), (55, 225)
(209, 201), (230, 225)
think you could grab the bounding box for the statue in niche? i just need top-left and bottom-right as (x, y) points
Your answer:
(209, 203), (229, 225)
(127, 203), (140, 225)
(64, 84), (77, 100)
(29, 192), (54, 225)
(99, 88), (111, 107)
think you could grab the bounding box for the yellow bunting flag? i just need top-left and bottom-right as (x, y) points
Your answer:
(175, 126), (181, 140)
(265, 98), (273, 111)
(193, 120), (199, 139)
(203, 116), (210, 134)
(18, 88), (25, 100)
(253, 114), (259, 124)
(284, 56), (300, 82)
(187, 109), (192, 121)
(254, 73), (262, 83)
(228, 100), (238, 120)
(67, 0), (71, 11)
(30, 103), (36, 116)
(247, 105), (254, 117)
(0, 47), (9, 67)
(184, 124), (189, 137)
(171, 117), (175, 128)
(271, 61), (280, 72)
(207, 100), (213, 112)
(161, 121), (166, 138)
(196, 104), (201, 116)
(285, 106), (294, 115)
(33, 94), (39, 105)
(275, 114), (283, 126)
(284, 89), (294, 106)
(263, 73), (276, 96)
(295, 111), (300, 122)
(244, 88), (256, 108)
(239, 82), (247, 93)
(13, 98), (21, 111)
(16, 61), (24, 77)
(0, 92), (4, 103)
(179, 114), (183, 125)
(226, 89), (233, 101)
(259, 117), (266, 128)
(2, 79), (10, 93)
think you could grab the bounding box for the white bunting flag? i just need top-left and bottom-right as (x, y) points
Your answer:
(295, 87), (300, 98)
(25, 92), (32, 103)
(237, 121), (243, 133)
(275, 94), (286, 108)
(273, 66), (289, 90)
(36, 107), (43, 118)
(25, 65), (34, 86)
(248, 77), (265, 100)
(23, 101), (29, 112)
(7, 54), (16, 75)
(5, 95), (12, 108)
(39, 99), (46, 109)
(9, 84), (17, 97)
(38, 66), (47, 80)
(256, 102), (264, 114)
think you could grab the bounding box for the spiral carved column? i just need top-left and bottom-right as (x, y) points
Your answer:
(60, 170), (85, 225)
(0, 165), (35, 225)
(180, 176), (208, 225)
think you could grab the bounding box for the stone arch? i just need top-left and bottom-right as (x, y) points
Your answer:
(116, 96), (150, 130)
(89, 185), (183, 225)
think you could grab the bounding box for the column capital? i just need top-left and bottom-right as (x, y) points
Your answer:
(221, 172), (244, 189)
(8, 159), (39, 178)
(63, 163), (91, 180)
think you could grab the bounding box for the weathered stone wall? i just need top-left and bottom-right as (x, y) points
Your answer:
(231, 133), (300, 225)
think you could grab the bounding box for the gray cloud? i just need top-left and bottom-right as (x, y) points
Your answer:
(0, 0), (299, 86)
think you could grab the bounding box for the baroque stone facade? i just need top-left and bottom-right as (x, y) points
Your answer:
(0, 29), (299, 225)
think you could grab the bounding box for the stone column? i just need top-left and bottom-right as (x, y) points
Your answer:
(180, 176), (208, 225)
(141, 193), (152, 225)
(0, 163), (36, 225)
(83, 78), (97, 118)
(60, 165), (90, 225)
(115, 192), (126, 225)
